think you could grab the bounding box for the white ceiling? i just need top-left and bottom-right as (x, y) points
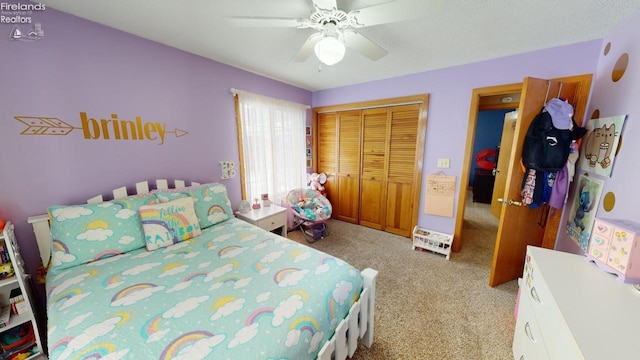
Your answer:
(40, 0), (640, 91)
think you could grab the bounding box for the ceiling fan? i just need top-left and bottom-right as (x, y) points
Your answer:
(227, 0), (424, 66)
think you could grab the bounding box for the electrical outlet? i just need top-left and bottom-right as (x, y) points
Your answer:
(437, 158), (450, 168)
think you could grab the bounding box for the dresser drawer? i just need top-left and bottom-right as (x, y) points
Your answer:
(593, 219), (614, 239)
(513, 291), (550, 360)
(523, 251), (561, 344)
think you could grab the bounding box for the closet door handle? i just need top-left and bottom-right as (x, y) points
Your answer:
(530, 287), (541, 304)
(524, 322), (536, 342)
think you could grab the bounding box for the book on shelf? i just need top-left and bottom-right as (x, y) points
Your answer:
(0, 241), (8, 264)
(0, 306), (10, 328)
(9, 288), (24, 316)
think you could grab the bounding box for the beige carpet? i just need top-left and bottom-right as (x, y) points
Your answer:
(287, 197), (518, 360)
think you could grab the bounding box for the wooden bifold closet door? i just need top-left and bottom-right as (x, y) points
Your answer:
(359, 108), (388, 230)
(316, 98), (426, 238)
(384, 104), (421, 236)
(316, 110), (362, 224)
(335, 110), (361, 223)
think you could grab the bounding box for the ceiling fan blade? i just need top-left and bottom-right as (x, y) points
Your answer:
(312, 0), (338, 12)
(292, 32), (323, 62)
(226, 16), (305, 28)
(343, 30), (387, 61)
(348, 0), (428, 27)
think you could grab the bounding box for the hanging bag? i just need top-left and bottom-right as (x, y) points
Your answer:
(521, 99), (574, 172)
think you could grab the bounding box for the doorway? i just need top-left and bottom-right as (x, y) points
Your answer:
(453, 83), (523, 254)
(462, 107), (518, 261)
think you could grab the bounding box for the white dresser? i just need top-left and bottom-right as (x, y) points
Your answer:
(513, 246), (640, 360)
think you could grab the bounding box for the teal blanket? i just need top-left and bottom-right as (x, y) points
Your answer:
(47, 219), (362, 359)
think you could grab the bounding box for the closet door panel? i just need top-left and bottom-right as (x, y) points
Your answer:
(385, 104), (420, 237)
(385, 180), (414, 236)
(335, 110), (361, 223)
(317, 113), (338, 206)
(360, 108), (389, 229)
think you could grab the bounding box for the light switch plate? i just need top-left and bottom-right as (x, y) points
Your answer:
(437, 158), (450, 168)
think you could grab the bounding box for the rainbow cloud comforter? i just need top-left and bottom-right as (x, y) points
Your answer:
(46, 219), (362, 359)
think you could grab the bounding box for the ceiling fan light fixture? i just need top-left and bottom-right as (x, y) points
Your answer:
(314, 35), (345, 66)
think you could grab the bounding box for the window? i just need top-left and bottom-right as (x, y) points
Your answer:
(234, 90), (309, 205)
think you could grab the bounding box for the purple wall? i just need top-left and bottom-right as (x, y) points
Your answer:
(313, 40), (602, 235)
(0, 5), (311, 284)
(556, 12), (640, 254)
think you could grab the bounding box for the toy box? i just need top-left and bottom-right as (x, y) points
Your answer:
(586, 218), (640, 284)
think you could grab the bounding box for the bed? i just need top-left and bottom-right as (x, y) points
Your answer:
(28, 179), (378, 360)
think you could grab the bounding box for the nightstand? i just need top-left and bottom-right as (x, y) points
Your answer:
(235, 204), (287, 237)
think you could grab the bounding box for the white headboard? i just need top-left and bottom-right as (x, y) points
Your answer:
(27, 179), (200, 267)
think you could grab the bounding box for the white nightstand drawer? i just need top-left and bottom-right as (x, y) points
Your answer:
(256, 212), (286, 232)
(235, 205), (288, 237)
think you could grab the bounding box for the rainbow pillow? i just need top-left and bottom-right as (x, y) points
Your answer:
(139, 197), (202, 251)
(182, 183), (234, 229)
(48, 195), (157, 271)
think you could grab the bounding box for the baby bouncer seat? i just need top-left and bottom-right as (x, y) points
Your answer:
(286, 188), (332, 243)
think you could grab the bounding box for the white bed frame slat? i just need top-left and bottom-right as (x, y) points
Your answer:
(27, 214), (51, 269)
(112, 185), (128, 199)
(136, 181), (150, 195)
(86, 195), (103, 204)
(156, 179), (168, 190)
(316, 269), (377, 360)
(26, 179), (378, 358)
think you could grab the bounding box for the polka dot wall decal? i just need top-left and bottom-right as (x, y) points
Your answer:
(604, 42), (611, 55)
(612, 53), (629, 82)
(591, 109), (600, 119)
(602, 192), (615, 212)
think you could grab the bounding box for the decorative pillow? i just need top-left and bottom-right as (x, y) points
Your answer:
(139, 197), (202, 251)
(48, 195), (156, 271)
(182, 183), (234, 229)
(154, 191), (188, 203)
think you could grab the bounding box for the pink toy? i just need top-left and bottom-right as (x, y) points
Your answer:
(308, 173), (324, 192)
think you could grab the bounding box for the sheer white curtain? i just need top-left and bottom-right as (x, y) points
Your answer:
(235, 89), (308, 205)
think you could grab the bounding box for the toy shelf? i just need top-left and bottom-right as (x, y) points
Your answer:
(412, 226), (453, 260)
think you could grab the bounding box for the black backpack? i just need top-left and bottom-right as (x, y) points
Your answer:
(521, 109), (572, 172)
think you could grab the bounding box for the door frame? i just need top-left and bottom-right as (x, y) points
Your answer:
(453, 74), (592, 254)
(452, 83), (523, 253)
